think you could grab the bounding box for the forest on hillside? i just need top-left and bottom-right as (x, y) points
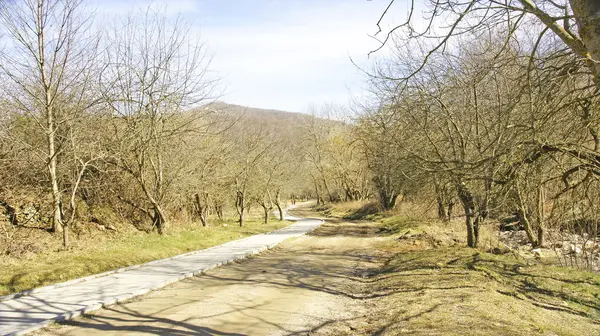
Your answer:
(0, 0), (599, 275)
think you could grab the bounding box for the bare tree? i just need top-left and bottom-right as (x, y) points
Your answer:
(101, 7), (216, 234)
(184, 130), (232, 227)
(230, 124), (272, 226)
(356, 105), (421, 210)
(372, 0), (600, 85)
(0, 0), (100, 247)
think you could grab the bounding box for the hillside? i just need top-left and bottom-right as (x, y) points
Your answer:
(201, 101), (312, 129)
(0, 100), (326, 295)
(207, 101), (307, 119)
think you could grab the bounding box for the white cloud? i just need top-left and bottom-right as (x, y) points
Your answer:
(93, 0), (392, 112)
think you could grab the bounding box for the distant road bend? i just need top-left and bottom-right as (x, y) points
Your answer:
(0, 207), (323, 336)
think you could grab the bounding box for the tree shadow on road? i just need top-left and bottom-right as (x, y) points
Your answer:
(46, 219), (600, 336)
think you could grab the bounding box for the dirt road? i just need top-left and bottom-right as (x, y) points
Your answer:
(33, 210), (600, 336)
(38, 219), (385, 336)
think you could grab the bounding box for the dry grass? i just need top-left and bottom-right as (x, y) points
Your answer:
(299, 201), (600, 336)
(0, 208), (290, 296)
(310, 200), (382, 220)
(356, 245), (600, 335)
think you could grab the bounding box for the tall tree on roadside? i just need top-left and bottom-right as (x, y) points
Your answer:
(230, 124), (272, 226)
(0, 0), (99, 247)
(100, 8), (216, 234)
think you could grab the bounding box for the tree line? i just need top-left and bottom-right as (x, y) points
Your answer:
(0, 0), (373, 251)
(2, 0), (599, 263)
(352, 0), (600, 253)
(0, 2), (267, 247)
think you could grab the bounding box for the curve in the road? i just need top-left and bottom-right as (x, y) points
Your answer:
(0, 208), (323, 336)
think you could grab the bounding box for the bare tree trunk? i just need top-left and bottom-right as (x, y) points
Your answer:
(194, 193), (201, 222)
(389, 193), (399, 210)
(516, 207), (538, 247)
(463, 211), (482, 248)
(536, 185), (545, 247)
(262, 203), (270, 224)
(570, 0), (600, 83)
(344, 187), (354, 202)
(311, 175), (322, 206)
(276, 203), (284, 220)
(458, 184), (479, 248)
(200, 212), (207, 227)
(140, 186), (168, 234)
(260, 191), (274, 224)
(314, 184), (322, 205)
(275, 190), (284, 220)
(194, 193), (208, 227)
(153, 205), (167, 234)
(236, 191), (245, 227)
(434, 180), (446, 221)
(379, 190), (398, 210)
(63, 223), (69, 249)
(437, 199), (446, 221)
(515, 182), (539, 246)
(320, 175), (333, 203)
(239, 210), (245, 227)
(215, 203), (224, 220)
(48, 144), (64, 233)
(435, 181), (453, 222)
(47, 101), (63, 234)
(374, 174), (398, 210)
(465, 212), (475, 248)
(473, 215), (482, 248)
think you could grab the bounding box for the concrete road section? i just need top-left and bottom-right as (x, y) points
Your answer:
(0, 210), (322, 336)
(37, 217), (381, 336)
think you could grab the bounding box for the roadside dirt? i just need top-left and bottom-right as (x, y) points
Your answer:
(38, 219), (388, 336)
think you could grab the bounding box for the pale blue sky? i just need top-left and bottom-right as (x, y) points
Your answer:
(94, 0), (403, 112)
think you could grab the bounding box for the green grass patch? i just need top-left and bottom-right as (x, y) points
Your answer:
(0, 218), (290, 296)
(378, 214), (423, 233)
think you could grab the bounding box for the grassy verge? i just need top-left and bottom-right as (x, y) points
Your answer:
(360, 243), (600, 335)
(302, 202), (600, 335)
(0, 217), (290, 296)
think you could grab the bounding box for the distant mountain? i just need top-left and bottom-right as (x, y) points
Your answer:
(200, 101), (308, 125)
(201, 101), (345, 129)
(189, 101), (344, 144)
(192, 101), (320, 137)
